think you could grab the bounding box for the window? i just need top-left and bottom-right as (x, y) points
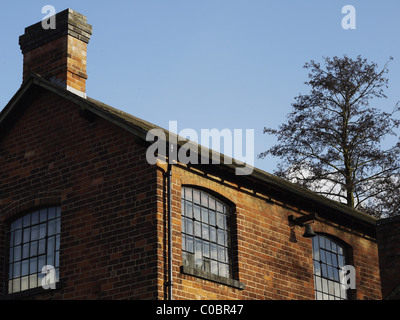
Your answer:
(7, 207), (61, 294)
(181, 187), (232, 279)
(312, 234), (347, 300)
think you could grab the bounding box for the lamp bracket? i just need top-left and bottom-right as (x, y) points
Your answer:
(288, 212), (317, 227)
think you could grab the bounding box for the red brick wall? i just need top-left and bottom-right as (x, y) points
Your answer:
(0, 90), (158, 299)
(156, 164), (382, 300)
(377, 217), (400, 299)
(0, 89), (382, 300)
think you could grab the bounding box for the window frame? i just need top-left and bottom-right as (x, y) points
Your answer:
(180, 186), (244, 290)
(312, 234), (352, 300)
(5, 207), (61, 296)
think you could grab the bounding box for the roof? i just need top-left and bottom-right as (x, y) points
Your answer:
(0, 74), (377, 236)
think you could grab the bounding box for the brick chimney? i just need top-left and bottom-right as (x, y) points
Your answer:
(19, 9), (92, 98)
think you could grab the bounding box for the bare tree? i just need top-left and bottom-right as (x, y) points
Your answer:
(259, 56), (400, 217)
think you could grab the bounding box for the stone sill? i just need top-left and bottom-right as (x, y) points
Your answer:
(180, 266), (245, 290)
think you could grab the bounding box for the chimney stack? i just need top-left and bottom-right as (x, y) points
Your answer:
(19, 9), (92, 98)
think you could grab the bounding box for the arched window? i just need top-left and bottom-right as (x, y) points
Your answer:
(7, 207), (61, 294)
(181, 187), (232, 279)
(312, 234), (348, 300)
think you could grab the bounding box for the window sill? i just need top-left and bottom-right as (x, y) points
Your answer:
(0, 282), (62, 300)
(180, 266), (245, 290)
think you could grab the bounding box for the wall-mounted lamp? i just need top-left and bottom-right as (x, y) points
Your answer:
(288, 213), (317, 238)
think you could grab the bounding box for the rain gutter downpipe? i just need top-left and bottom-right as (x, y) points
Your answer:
(166, 144), (173, 300)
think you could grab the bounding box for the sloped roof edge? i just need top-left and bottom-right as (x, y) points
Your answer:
(0, 74), (377, 230)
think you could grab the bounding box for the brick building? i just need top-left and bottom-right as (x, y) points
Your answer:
(0, 9), (387, 300)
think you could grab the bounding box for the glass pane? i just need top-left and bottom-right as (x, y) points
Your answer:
(326, 252), (332, 265)
(217, 212), (224, 229)
(56, 235), (60, 251)
(48, 207), (56, 220)
(210, 227), (217, 243)
(39, 223), (46, 239)
(29, 274), (38, 289)
(321, 250), (326, 263)
(314, 261), (321, 276)
(15, 229), (22, 245)
(30, 257), (37, 274)
(193, 205), (201, 221)
(56, 207), (61, 218)
(211, 243), (218, 260)
(38, 255), (46, 271)
(338, 255), (345, 268)
(48, 220), (55, 236)
(332, 253), (338, 267)
(186, 236), (194, 253)
(208, 197), (216, 210)
(202, 224), (209, 240)
(201, 208), (208, 223)
(186, 218), (193, 236)
(31, 211), (39, 225)
(325, 238), (332, 251)
(185, 202), (193, 218)
(319, 236), (325, 249)
(31, 225), (39, 241)
(195, 221), (201, 237)
(209, 211), (216, 226)
(328, 266), (334, 280)
(182, 235), (186, 251)
(56, 218), (61, 234)
(23, 228), (30, 243)
(14, 245), (21, 261)
(13, 278), (20, 293)
(15, 218), (23, 230)
(219, 263), (228, 278)
(39, 209), (47, 222)
(14, 262), (21, 278)
(218, 246), (225, 262)
(321, 264), (327, 278)
(203, 242), (210, 258)
(23, 214), (31, 227)
(203, 258), (210, 273)
(55, 251), (59, 268)
(185, 188), (192, 201)
(22, 244), (30, 259)
(211, 260), (218, 274)
(315, 276), (322, 291)
(334, 282), (340, 297)
(48, 236), (55, 254)
(217, 229), (225, 245)
(181, 217), (186, 233)
(201, 192), (208, 207)
(38, 239), (46, 255)
(193, 190), (200, 204)
(195, 239), (202, 269)
(21, 261), (29, 276)
(216, 201), (223, 213)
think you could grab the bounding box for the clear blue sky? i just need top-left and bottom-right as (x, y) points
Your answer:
(1, 1), (400, 174)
